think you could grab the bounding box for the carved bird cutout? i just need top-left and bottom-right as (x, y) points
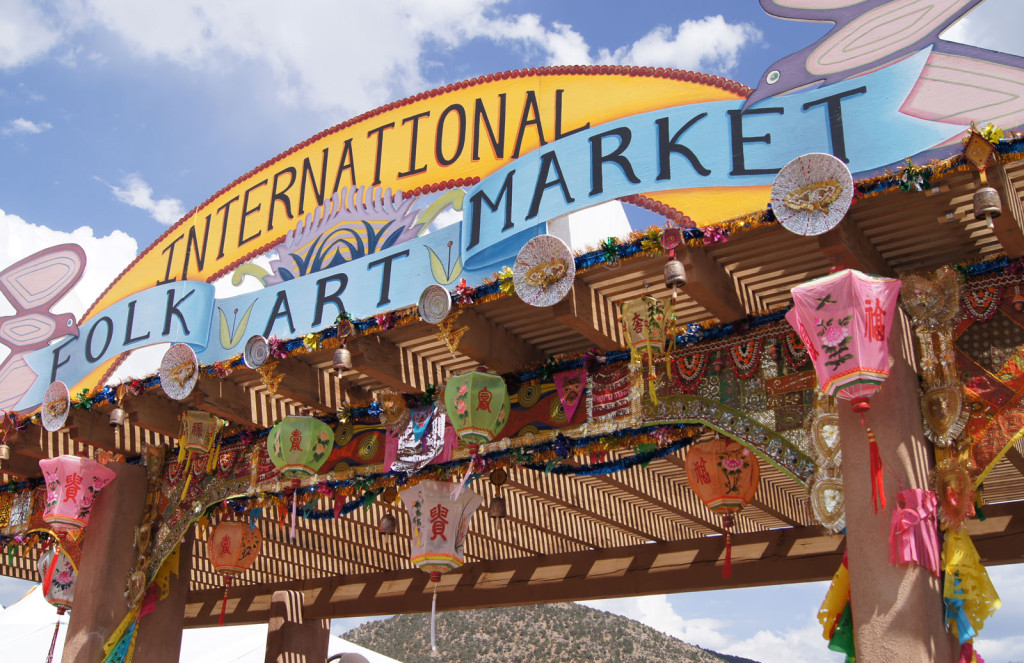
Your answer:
(746, 0), (1024, 131)
(0, 244), (86, 412)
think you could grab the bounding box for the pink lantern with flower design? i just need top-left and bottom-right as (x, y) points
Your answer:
(39, 455), (116, 532)
(37, 545), (76, 663)
(786, 268), (902, 514)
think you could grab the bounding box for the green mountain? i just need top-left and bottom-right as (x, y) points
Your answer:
(343, 601), (759, 663)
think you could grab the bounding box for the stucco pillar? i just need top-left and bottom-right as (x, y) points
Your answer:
(838, 312), (953, 662)
(264, 590), (330, 663)
(62, 461), (147, 662)
(132, 527), (195, 662)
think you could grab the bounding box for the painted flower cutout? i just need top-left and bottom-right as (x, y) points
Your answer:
(820, 324), (849, 348)
(721, 457), (745, 471)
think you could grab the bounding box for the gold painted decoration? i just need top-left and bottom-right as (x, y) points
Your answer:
(41, 381), (71, 432)
(377, 389), (411, 431)
(513, 235), (576, 307)
(810, 393), (841, 468)
(810, 473), (846, 533)
(159, 343), (199, 400)
(933, 456), (975, 531)
(922, 384), (968, 448)
(256, 360), (283, 396)
(435, 309), (468, 355)
(771, 153), (853, 236)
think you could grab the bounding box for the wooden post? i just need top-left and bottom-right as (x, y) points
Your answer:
(62, 462), (147, 662)
(132, 528), (195, 662)
(838, 313), (954, 661)
(264, 590), (330, 663)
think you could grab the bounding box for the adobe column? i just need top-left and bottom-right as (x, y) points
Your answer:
(62, 461), (147, 662)
(264, 590), (330, 663)
(131, 528), (195, 662)
(837, 313), (952, 662)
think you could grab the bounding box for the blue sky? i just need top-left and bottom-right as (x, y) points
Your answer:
(3, 1), (1024, 661)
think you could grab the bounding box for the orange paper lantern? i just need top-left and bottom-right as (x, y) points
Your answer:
(208, 520), (262, 624)
(685, 438), (760, 579)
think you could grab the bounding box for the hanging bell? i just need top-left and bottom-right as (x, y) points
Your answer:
(333, 347), (352, 372)
(0, 443), (9, 462)
(378, 513), (397, 535)
(488, 496), (506, 519)
(973, 187), (1002, 221)
(109, 406), (127, 428)
(664, 259), (686, 300)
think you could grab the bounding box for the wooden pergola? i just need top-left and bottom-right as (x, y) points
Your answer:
(3, 157), (1023, 649)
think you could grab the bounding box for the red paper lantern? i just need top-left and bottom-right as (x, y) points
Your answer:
(685, 438), (760, 579)
(208, 520), (262, 624)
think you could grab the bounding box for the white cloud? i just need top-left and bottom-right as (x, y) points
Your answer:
(0, 208), (138, 322)
(0, 0), (64, 69)
(108, 173), (185, 226)
(597, 15), (762, 72)
(942, 0), (1024, 57)
(0, 2), (760, 115)
(2, 117), (52, 134)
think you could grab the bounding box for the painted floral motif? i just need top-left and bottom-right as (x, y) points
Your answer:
(716, 446), (752, 495)
(815, 314), (853, 370)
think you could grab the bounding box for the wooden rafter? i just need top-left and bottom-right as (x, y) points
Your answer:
(991, 164), (1024, 259)
(677, 245), (746, 323)
(453, 308), (545, 374)
(818, 220), (894, 276)
(551, 281), (621, 351)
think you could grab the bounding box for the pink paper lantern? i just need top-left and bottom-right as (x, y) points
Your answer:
(786, 269), (901, 408)
(39, 456), (116, 532)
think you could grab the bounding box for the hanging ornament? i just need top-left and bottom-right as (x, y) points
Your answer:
(771, 153), (853, 236)
(401, 480), (483, 653)
(684, 437), (760, 579)
(963, 125), (1002, 231)
(444, 369), (509, 494)
(159, 343), (199, 400)
(378, 487), (399, 535)
(42, 381), (71, 432)
(810, 468), (846, 534)
(208, 519), (262, 625)
(256, 360), (284, 395)
(512, 234), (575, 307)
(435, 310), (469, 356)
(384, 406), (452, 475)
(933, 456), (976, 531)
(266, 415), (333, 538)
(39, 455), (117, 533)
(419, 284), (453, 324)
(243, 335), (270, 369)
(177, 410), (226, 492)
(787, 269), (901, 514)
(109, 384), (129, 428)
(488, 468), (507, 519)
(619, 296), (675, 405)
(37, 545), (76, 663)
(888, 488), (941, 576)
(943, 528), (1000, 645)
(661, 226), (686, 299)
(553, 367), (587, 423)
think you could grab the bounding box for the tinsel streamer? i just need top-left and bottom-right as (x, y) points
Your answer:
(522, 437), (691, 476)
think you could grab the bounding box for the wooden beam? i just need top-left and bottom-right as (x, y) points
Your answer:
(347, 335), (418, 392)
(0, 451), (43, 478)
(124, 392), (184, 438)
(818, 220), (894, 277)
(453, 308), (545, 374)
(9, 423), (47, 459)
(678, 246), (746, 323)
(193, 377), (258, 428)
(67, 408), (120, 452)
(992, 164), (1024, 259)
(551, 282), (620, 351)
(275, 357), (370, 413)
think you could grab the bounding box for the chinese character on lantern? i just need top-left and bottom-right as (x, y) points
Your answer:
(430, 504), (449, 541)
(39, 456), (116, 533)
(62, 473), (82, 504)
(403, 480), (482, 581)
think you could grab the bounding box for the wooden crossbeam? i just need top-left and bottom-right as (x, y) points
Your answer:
(551, 282), (621, 351)
(0, 451), (44, 478)
(454, 308), (545, 374)
(992, 164), (1024, 259)
(67, 408), (121, 452)
(125, 392), (185, 438)
(347, 335), (418, 392)
(818, 220), (894, 277)
(677, 246), (746, 323)
(193, 376), (259, 428)
(9, 423), (47, 459)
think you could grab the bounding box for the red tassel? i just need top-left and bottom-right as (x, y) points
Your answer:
(218, 577), (232, 626)
(958, 641), (975, 663)
(868, 429), (887, 514)
(723, 531), (733, 579)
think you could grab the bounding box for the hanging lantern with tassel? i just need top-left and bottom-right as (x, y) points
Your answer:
(685, 437), (760, 579)
(39, 455), (117, 533)
(402, 480), (482, 654)
(786, 268), (901, 514)
(37, 545), (76, 663)
(266, 415), (333, 538)
(619, 295), (675, 404)
(178, 410), (226, 492)
(208, 520), (262, 625)
(444, 369), (509, 492)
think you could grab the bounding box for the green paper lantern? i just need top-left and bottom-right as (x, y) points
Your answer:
(444, 369), (510, 447)
(267, 415), (333, 483)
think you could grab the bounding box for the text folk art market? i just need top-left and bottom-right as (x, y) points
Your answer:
(3, 1), (1024, 661)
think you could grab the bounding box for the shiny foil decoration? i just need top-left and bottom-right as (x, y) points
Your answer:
(388, 408), (448, 475)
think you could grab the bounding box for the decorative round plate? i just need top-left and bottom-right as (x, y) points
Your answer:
(41, 381), (71, 432)
(418, 285), (452, 324)
(771, 153), (853, 236)
(160, 343), (199, 400)
(513, 234), (575, 307)
(243, 335), (270, 369)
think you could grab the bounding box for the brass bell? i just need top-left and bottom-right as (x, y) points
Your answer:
(973, 187), (1002, 221)
(378, 513), (397, 535)
(664, 259), (686, 299)
(333, 347), (352, 372)
(488, 496), (506, 519)
(109, 407), (127, 427)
